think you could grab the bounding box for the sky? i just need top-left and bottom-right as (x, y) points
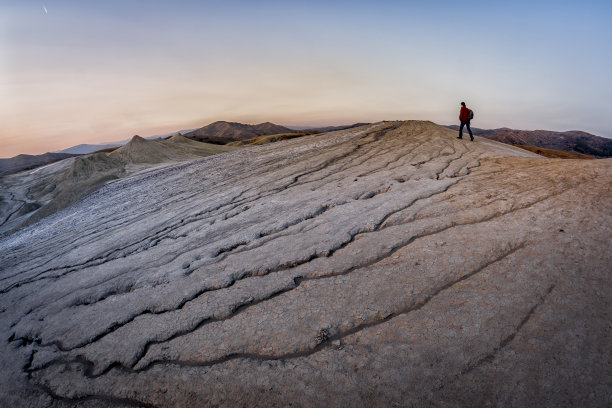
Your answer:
(1, 0), (611, 157)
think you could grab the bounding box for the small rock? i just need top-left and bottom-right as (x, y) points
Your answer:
(315, 328), (330, 344)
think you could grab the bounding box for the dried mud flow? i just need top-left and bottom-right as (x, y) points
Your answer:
(0, 134), (237, 235)
(0, 121), (610, 407)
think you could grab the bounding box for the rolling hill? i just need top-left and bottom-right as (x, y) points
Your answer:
(0, 135), (238, 235)
(0, 152), (79, 176)
(511, 144), (596, 159)
(184, 121), (296, 144)
(1, 121), (610, 407)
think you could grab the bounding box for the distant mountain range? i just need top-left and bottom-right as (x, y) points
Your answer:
(184, 121), (296, 144)
(0, 153), (79, 176)
(510, 144), (596, 159)
(446, 126), (612, 158)
(289, 123), (371, 132)
(56, 130), (196, 155)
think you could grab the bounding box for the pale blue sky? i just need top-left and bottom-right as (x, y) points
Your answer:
(1, 0), (611, 156)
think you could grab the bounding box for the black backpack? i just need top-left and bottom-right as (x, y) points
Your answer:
(468, 109), (474, 120)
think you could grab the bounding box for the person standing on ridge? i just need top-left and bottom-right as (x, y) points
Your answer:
(458, 102), (474, 141)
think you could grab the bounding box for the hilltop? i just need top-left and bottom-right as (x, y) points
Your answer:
(0, 121), (610, 407)
(184, 121), (295, 144)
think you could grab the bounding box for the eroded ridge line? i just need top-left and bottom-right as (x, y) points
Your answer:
(0, 188), (253, 288)
(27, 243), (524, 378)
(0, 126), (387, 291)
(15, 144), (570, 361)
(286, 123), (402, 188)
(14, 181), (566, 357)
(132, 243), (526, 372)
(3, 124), (389, 280)
(17, 182), (559, 355)
(0, 192), (26, 227)
(35, 382), (158, 408)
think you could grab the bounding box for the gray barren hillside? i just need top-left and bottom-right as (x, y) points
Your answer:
(0, 134), (237, 235)
(0, 121), (610, 407)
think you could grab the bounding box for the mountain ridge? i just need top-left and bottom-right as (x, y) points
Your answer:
(445, 125), (612, 157)
(184, 121), (296, 144)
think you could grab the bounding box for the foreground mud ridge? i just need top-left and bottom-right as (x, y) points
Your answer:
(0, 121), (610, 407)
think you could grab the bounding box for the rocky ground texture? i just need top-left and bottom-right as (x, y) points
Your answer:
(0, 121), (610, 407)
(0, 134), (236, 235)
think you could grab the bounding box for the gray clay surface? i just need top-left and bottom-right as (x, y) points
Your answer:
(0, 121), (610, 407)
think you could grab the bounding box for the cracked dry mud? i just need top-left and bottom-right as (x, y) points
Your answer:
(0, 121), (610, 407)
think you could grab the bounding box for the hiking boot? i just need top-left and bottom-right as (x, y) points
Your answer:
(470, 137), (474, 141)
(457, 137), (462, 139)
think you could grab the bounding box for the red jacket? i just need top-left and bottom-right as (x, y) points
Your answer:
(459, 106), (470, 121)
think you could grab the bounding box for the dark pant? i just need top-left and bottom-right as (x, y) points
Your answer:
(459, 120), (473, 139)
(459, 120), (474, 139)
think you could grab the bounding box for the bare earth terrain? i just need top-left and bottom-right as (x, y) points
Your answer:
(0, 134), (237, 235)
(0, 121), (610, 407)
